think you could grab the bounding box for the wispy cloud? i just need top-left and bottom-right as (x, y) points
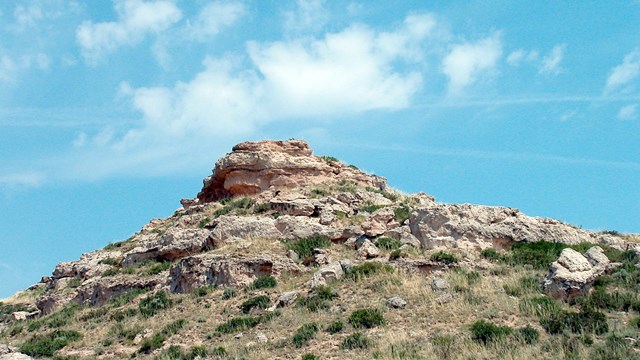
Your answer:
(442, 33), (502, 94)
(283, 0), (329, 34)
(618, 104), (638, 120)
(539, 44), (566, 75)
(185, 1), (245, 41)
(76, 0), (182, 63)
(605, 49), (640, 94)
(0, 172), (44, 189)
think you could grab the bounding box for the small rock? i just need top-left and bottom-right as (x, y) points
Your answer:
(11, 312), (29, 321)
(287, 249), (299, 262)
(245, 341), (257, 348)
(357, 239), (380, 259)
(431, 278), (450, 291)
(276, 291), (299, 307)
(256, 332), (268, 343)
(339, 259), (353, 273)
(0, 353), (34, 360)
(386, 296), (407, 309)
(0, 345), (10, 356)
(133, 329), (153, 345)
(234, 333), (243, 339)
(436, 293), (453, 304)
(310, 262), (344, 288)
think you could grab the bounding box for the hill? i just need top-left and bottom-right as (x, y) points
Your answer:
(1, 140), (639, 359)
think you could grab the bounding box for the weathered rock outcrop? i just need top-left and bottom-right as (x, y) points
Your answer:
(195, 140), (387, 203)
(410, 203), (623, 250)
(169, 254), (301, 293)
(542, 247), (615, 301)
(123, 228), (214, 266)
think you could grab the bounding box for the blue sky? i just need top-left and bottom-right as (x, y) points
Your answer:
(1, 0), (639, 298)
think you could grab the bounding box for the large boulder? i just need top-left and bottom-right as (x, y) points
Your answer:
(195, 140), (387, 203)
(122, 228), (214, 267)
(169, 254), (301, 293)
(543, 247), (615, 301)
(209, 216), (281, 244)
(409, 203), (619, 250)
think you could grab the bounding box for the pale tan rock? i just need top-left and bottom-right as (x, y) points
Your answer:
(75, 275), (166, 307)
(209, 216), (281, 244)
(53, 250), (123, 280)
(310, 262), (344, 288)
(169, 253), (301, 293)
(196, 140), (387, 202)
(357, 239), (380, 259)
(0, 353), (33, 360)
(122, 228), (214, 267)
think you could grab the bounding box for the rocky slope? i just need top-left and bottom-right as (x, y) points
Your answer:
(1, 140), (639, 360)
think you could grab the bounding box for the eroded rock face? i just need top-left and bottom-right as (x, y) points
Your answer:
(169, 254), (301, 293)
(75, 275), (166, 307)
(409, 203), (619, 250)
(543, 247), (614, 301)
(123, 228), (214, 267)
(195, 140), (387, 203)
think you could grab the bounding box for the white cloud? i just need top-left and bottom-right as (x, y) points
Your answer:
(186, 1), (245, 41)
(442, 34), (502, 93)
(284, 0), (329, 34)
(0, 53), (50, 83)
(605, 49), (640, 94)
(0, 172), (43, 189)
(539, 44), (565, 75)
(76, 0), (182, 63)
(617, 104), (638, 120)
(0, 55), (17, 83)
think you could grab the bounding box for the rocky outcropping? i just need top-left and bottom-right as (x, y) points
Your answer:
(542, 247), (616, 301)
(194, 140), (387, 203)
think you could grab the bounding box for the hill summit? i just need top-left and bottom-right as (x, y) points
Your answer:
(1, 140), (639, 359)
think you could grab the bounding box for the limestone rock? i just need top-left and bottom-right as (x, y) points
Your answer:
(269, 196), (315, 216)
(123, 228), (214, 267)
(543, 247), (613, 302)
(386, 296), (407, 309)
(384, 226), (421, 248)
(196, 140), (387, 203)
(410, 203), (617, 250)
(169, 254), (300, 293)
(0, 354), (33, 360)
(75, 275), (166, 307)
(276, 291), (299, 307)
(310, 262), (344, 288)
(357, 239), (380, 259)
(431, 278), (450, 292)
(209, 216), (281, 245)
(53, 250), (122, 280)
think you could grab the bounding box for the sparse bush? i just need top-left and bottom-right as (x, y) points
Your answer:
(139, 290), (172, 318)
(349, 308), (385, 329)
(346, 262), (394, 281)
(388, 249), (406, 261)
(519, 295), (562, 318)
(430, 251), (457, 265)
(246, 275), (277, 290)
(319, 155), (339, 163)
(516, 325), (539, 344)
(102, 268), (120, 277)
(254, 203), (269, 213)
(214, 197), (254, 217)
(240, 295), (270, 314)
(480, 248), (505, 261)
(146, 260), (171, 275)
(389, 340), (421, 359)
(193, 285), (215, 297)
(285, 235), (332, 259)
(431, 335), (456, 359)
(360, 204), (386, 213)
(592, 334), (637, 360)
(98, 258), (121, 266)
(375, 237), (402, 250)
(341, 332), (371, 350)
(221, 288), (237, 299)
(139, 333), (165, 354)
(470, 320), (513, 345)
(540, 308), (608, 335)
(111, 288), (147, 308)
(215, 312), (279, 334)
(104, 239), (130, 251)
(211, 347), (227, 357)
(301, 354), (319, 360)
(393, 206), (410, 224)
(20, 330), (82, 357)
(508, 241), (567, 269)
(297, 286), (338, 312)
(292, 323), (319, 347)
(197, 217), (210, 228)
(326, 320), (344, 334)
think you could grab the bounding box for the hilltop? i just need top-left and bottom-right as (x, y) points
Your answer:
(1, 140), (639, 359)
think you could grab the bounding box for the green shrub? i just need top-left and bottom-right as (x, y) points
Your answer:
(297, 286), (338, 312)
(104, 239), (130, 251)
(388, 249), (406, 261)
(98, 258), (121, 266)
(393, 206), (411, 224)
(516, 325), (539, 344)
(430, 251), (458, 265)
(214, 197), (254, 217)
(292, 323), (319, 347)
(519, 295), (562, 318)
(592, 334), (637, 360)
(540, 308), (608, 335)
(346, 262), (394, 281)
(215, 312), (279, 334)
(375, 237), (402, 250)
(193, 285), (215, 297)
(221, 288), (237, 299)
(211, 347), (227, 356)
(319, 156), (339, 163)
(139, 333), (165, 354)
(470, 320), (513, 345)
(285, 235), (332, 259)
(326, 320), (344, 334)
(254, 203), (269, 213)
(146, 261), (171, 275)
(110, 323), (142, 341)
(197, 217), (210, 228)
(139, 290), (172, 318)
(360, 204), (386, 213)
(340, 332), (371, 350)
(20, 330), (82, 357)
(630, 316), (640, 329)
(246, 275), (277, 290)
(582, 287), (640, 312)
(480, 248), (505, 261)
(111, 288), (147, 307)
(301, 354), (319, 360)
(508, 241), (567, 269)
(102, 268), (120, 277)
(349, 308), (385, 329)
(240, 295), (270, 314)
(431, 335), (456, 359)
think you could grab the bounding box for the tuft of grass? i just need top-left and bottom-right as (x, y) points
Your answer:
(341, 332), (371, 350)
(539, 308), (608, 335)
(20, 330), (82, 357)
(470, 320), (513, 345)
(284, 235), (332, 259)
(197, 217), (211, 228)
(516, 325), (539, 344)
(139, 290), (172, 318)
(301, 354), (319, 360)
(519, 295), (562, 318)
(246, 275), (277, 290)
(375, 237), (402, 251)
(193, 285), (216, 297)
(360, 204), (386, 213)
(111, 288), (147, 307)
(292, 323), (319, 348)
(214, 197), (254, 217)
(215, 312), (279, 334)
(345, 262), (394, 281)
(221, 288), (237, 299)
(146, 260), (171, 275)
(102, 268), (120, 277)
(480, 248), (506, 262)
(326, 320), (344, 334)
(430, 251), (458, 265)
(138, 319), (186, 354)
(348, 308), (385, 329)
(297, 286), (338, 312)
(98, 258), (121, 266)
(240, 295), (270, 314)
(319, 155), (339, 163)
(104, 239), (131, 251)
